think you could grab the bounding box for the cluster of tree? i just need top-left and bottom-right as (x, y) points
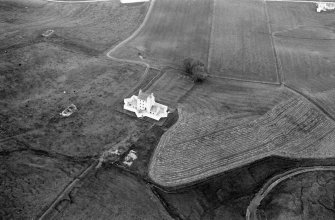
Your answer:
(183, 58), (209, 82)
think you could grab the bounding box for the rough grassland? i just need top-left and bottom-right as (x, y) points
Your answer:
(0, 1), (157, 218)
(149, 96), (335, 186)
(209, 0), (278, 82)
(0, 42), (151, 157)
(54, 168), (172, 220)
(258, 171), (335, 220)
(0, 0), (148, 52)
(0, 151), (88, 219)
(113, 0), (212, 67)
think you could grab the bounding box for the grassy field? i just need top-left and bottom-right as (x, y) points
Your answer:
(179, 78), (294, 116)
(0, 0), (159, 218)
(149, 96), (335, 186)
(0, 0), (148, 52)
(0, 42), (152, 156)
(113, 0), (212, 67)
(53, 168), (172, 220)
(54, 168), (171, 220)
(267, 1), (335, 119)
(209, 0), (278, 82)
(145, 69), (194, 106)
(268, 1), (335, 88)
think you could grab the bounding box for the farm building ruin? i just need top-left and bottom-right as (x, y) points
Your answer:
(124, 90), (168, 121)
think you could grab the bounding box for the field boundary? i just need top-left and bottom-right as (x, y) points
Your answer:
(207, 0), (216, 72)
(210, 74), (281, 86)
(37, 161), (98, 220)
(263, 0), (283, 84)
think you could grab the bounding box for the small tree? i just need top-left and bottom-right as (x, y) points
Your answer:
(192, 67), (208, 82)
(183, 58), (209, 82)
(183, 57), (195, 75)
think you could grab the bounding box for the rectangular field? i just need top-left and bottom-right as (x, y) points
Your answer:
(267, 2), (335, 89)
(115, 0), (212, 67)
(179, 77), (294, 116)
(209, 0), (278, 82)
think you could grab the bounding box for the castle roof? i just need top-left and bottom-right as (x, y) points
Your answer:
(138, 90), (152, 101)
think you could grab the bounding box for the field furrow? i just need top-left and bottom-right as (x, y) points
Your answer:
(149, 95), (335, 186)
(209, 0), (278, 82)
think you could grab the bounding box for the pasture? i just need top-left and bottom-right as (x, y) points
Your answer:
(179, 77), (294, 116)
(149, 96), (335, 186)
(112, 0), (212, 67)
(0, 0), (148, 52)
(145, 69), (194, 106)
(209, 0), (278, 82)
(268, 1), (335, 88)
(267, 1), (335, 119)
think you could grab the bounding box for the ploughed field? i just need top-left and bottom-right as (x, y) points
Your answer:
(112, 0), (280, 83)
(147, 0), (335, 187)
(150, 94), (335, 186)
(209, 0), (278, 82)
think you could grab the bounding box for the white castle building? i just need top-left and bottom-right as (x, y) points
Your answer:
(316, 2), (335, 12)
(124, 90), (168, 121)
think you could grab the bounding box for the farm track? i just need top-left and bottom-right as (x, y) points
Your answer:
(37, 161), (98, 220)
(246, 166), (335, 220)
(210, 75), (281, 86)
(206, 0), (216, 71)
(263, 0), (283, 84)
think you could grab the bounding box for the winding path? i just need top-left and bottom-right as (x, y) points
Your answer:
(106, 0), (157, 75)
(36, 0), (157, 219)
(246, 166), (335, 220)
